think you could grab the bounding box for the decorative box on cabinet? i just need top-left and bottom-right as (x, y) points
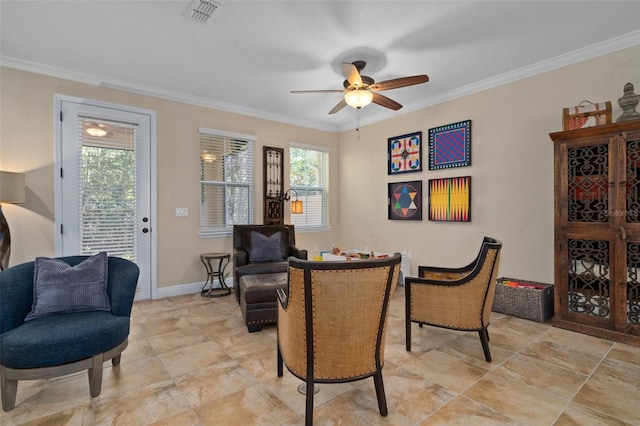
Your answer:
(549, 119), (640, 346)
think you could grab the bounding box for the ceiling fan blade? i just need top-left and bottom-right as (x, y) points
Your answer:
(291, 89), (344, 93)
(370, 75), (429, 91)
(342, 62), (363, 88)
(372, 93), (402, 111)
(329, 99), (347, 114)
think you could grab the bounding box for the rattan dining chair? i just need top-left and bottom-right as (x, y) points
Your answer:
(277, 253), (401, 426)
(405, 237), (502, 362)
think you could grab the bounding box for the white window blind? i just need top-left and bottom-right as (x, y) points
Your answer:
(78, 117), (138, 259)
(200, 128), (255, 236)
(289, 145), (329, 229)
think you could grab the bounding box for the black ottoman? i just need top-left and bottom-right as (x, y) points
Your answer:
(239, 273), (288, 332)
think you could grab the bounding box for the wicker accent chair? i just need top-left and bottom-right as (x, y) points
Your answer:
(405, 237), (502, 362)
(277, 254), (401, 426)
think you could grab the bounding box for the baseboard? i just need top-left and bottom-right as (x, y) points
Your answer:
(155, 278), (235, 299)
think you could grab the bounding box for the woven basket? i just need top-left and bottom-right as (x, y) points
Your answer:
(492, 277), (554, 323)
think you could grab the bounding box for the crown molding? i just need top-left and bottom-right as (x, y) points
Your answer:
(389, 30), (640, 126)
(3, 30), (639, 135)
(0, 56), (339, 133)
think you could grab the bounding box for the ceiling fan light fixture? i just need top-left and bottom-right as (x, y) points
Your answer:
(345, 89), (373, 109)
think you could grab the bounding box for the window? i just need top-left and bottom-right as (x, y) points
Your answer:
(78, 117), (137, 259)
(289, 144), (329, 230)
(200, 128), (255, 236)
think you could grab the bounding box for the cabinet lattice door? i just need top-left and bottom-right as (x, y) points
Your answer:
(550, 119), (640, 345)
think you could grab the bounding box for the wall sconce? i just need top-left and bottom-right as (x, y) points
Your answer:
(0, 171), (26, 270)
(281, 188), (303, 214)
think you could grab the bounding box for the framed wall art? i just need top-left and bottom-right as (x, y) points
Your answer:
(388, 131), (422, 175)
(428, 120), (471, 170)
(428, 176), (471, 222)
(388, 180), (422, 221)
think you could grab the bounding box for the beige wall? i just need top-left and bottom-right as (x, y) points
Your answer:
(0, 68), (340, 289)
(1, 44), (638, 292)
(338, 45), (640, 283)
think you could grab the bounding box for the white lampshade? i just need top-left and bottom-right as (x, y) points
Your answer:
(345, 90), (373, 109)
(0, 171), (26, 204)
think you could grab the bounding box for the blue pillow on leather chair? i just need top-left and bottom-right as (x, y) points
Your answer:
(249, 231), (283, 262)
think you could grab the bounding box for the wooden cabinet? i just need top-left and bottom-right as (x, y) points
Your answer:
(550, 120), (640, 345)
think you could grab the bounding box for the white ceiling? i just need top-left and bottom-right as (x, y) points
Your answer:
(1, 1), (639, 132)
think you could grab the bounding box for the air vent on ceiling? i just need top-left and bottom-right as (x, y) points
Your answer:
(185, 0), (220, 24)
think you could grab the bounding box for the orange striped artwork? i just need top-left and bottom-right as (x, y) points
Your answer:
(428, 176), (471, 221)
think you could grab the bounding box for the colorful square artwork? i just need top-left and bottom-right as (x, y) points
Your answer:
(388, 131), (422, 175)
(388, 180), (422, 221)
(428, 176), (471, 222)
(428, 120), (471, 170)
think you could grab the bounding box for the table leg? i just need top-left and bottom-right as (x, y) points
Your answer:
(216, 256), (231, 296)
(201, 256), (231, 298)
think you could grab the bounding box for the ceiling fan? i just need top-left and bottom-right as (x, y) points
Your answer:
(291, 60), (429, 114)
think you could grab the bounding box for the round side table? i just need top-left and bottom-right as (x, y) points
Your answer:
(200, 252), (231, 298)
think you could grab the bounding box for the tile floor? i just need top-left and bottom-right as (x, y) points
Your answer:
(2, 286), (640, 425)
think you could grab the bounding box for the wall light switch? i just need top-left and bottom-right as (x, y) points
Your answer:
(175, 208), (189, 217)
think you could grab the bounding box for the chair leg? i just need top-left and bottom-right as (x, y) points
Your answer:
(88, 354), (104, 397)
(277, 344), (283, 377)
(247, 324), (263, 333)
(1, 366), (17, 412)
(478, 328), (492, 362)
(373, 371), (388, 417)
(112, 354), (122, 367)
(405, 286), (412, 352)
(305, 380), (314, 426)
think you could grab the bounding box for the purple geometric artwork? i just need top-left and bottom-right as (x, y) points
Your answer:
(429, 120), (471, 170)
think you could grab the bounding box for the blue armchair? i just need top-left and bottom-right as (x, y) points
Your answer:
(0, 255), (139, 411)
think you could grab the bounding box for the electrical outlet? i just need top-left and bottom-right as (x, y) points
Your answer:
(175, 208), (189, 217)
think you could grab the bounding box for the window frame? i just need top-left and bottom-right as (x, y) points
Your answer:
(199, 128), (256, 237)
(289, 143), (330, 232)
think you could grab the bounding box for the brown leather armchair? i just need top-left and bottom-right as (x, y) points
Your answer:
(233, 225), (307, 299)
(233, 225), (307, 331)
